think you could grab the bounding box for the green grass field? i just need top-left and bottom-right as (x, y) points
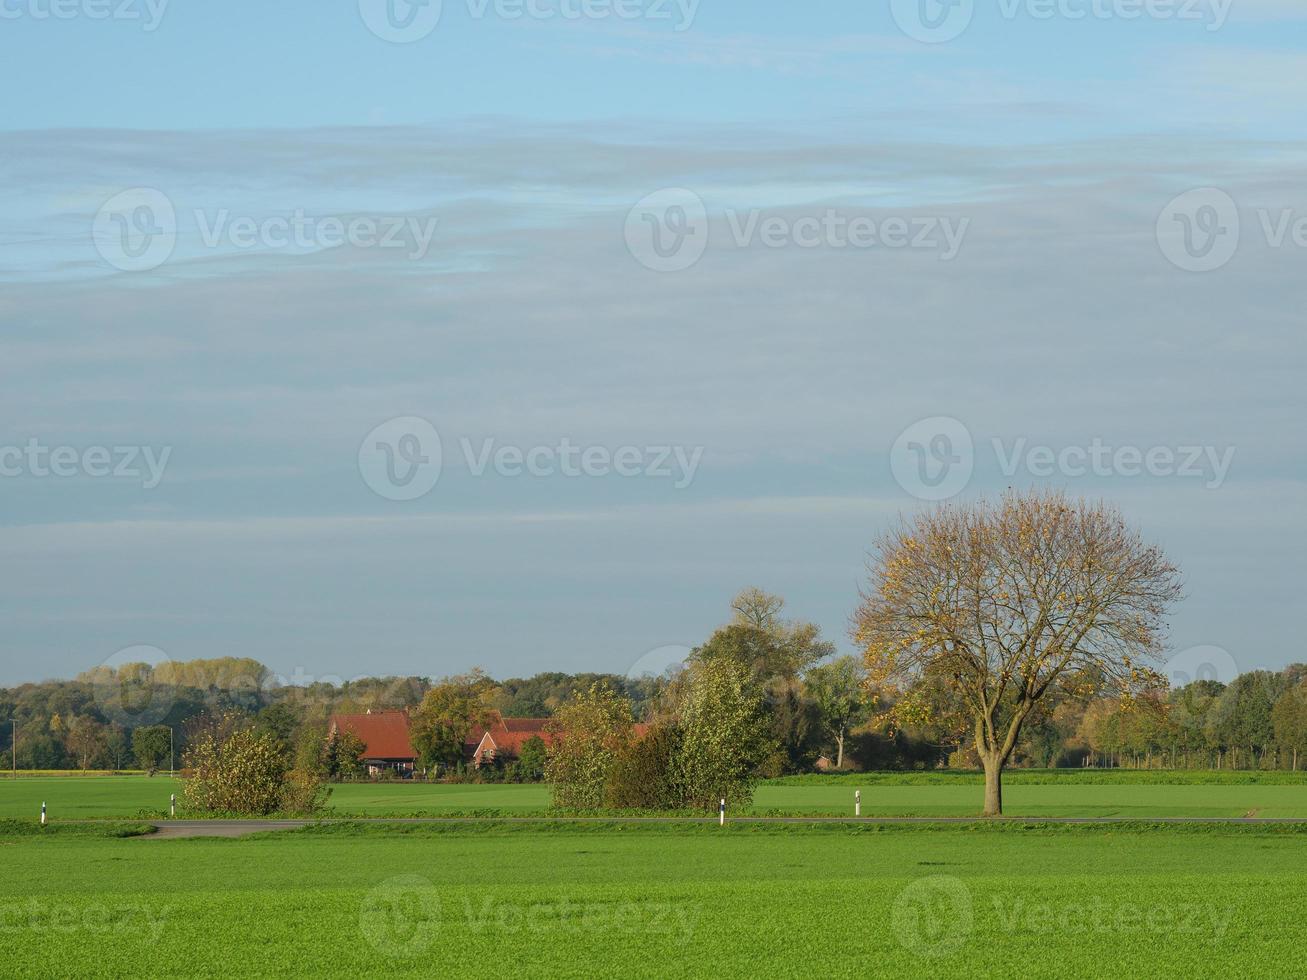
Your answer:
(2, 819), (1305, 977)
(4, 773), (1307, 820)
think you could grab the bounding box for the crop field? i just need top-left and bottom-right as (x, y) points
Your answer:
(2, 819), (1306, 977)
(4, 772), (1307, 820)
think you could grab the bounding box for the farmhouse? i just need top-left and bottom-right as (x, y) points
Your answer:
(328, 710), (417, 776)
(465, 718), (553, 768)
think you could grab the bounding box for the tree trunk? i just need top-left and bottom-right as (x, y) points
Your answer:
(835, 732), (845, 771)
(982, 757), (1003, 817)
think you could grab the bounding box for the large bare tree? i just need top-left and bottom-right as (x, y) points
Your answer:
(852, 490), (1183, 816)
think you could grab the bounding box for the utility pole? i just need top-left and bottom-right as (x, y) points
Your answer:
(10, 719), (15, 779)
(169, 728), (175, 777)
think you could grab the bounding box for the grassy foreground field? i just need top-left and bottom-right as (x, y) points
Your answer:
(1, 820), (1305, 977)
(4, 772), (1307, 819)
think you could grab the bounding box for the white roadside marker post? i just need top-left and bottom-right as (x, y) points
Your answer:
(855, 790), (861, 818)
(40, 801), (46, 826)
(170, 794), (176, 818)
(719, 798), (725, 827)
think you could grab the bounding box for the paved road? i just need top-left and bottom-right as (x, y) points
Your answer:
(137, 814), (1307, 838)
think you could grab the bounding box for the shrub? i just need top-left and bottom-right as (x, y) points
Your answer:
(546, 683), (634, 809)
(183, 721), (289, 816)
(605, 723), (683, 809)
(279, 769), (332, 815)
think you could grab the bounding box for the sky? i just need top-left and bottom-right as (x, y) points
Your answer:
(1, 0), (1305, 688)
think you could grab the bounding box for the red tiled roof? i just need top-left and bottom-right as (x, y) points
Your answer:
(329, 711), (416, 761)
(470, 717), (652, 760)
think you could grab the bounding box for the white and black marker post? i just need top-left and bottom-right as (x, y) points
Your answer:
(170, 793), (176, 818)
(40, 801), (46, 826)
(719, 797), (725, 826)
(855, 790), (861, 818)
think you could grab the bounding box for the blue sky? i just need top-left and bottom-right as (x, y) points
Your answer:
(2, 0), (1305, 687)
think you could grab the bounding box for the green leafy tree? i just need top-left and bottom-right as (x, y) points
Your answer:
(545, 683), (634, 809)
(511, 735), (548, 783)
(324, 730), (367, 780)
(410, 671), (495, 771)
(1214, 671), (1285, 768)
(673, 657), (772, 809)
(131, 725), (172, 773)
(805, 656), (867, 770)
(104, 723), (128, 772)
(693, 589), (835, 772)
(1272, 683), (1307, 770)
(255, 702), (300, 761)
